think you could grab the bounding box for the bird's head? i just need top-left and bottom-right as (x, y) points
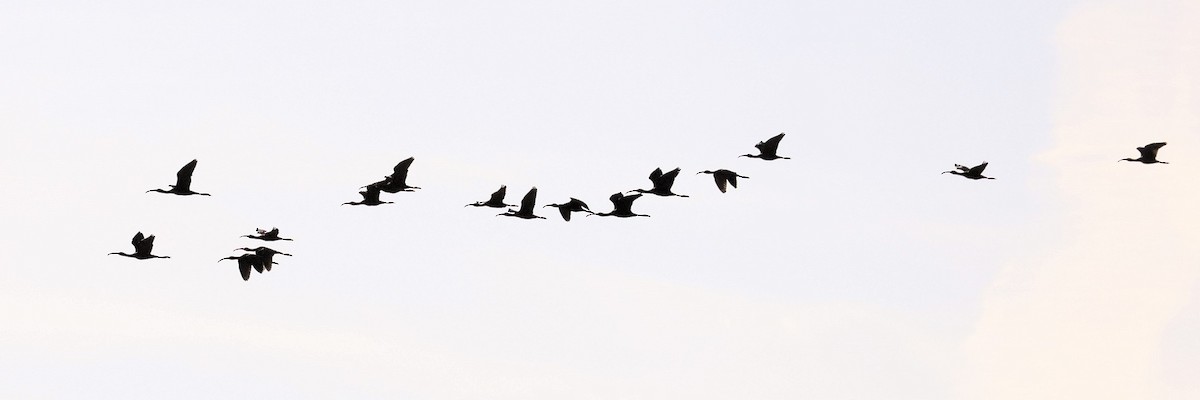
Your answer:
(218, 256), (238, 262)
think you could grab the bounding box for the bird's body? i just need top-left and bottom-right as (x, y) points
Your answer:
(219, 253), (264, 281)
(1121, 142), (1168, 164)
(342, 186), (393, 206)
(740, 133), (790, 160)
(629, 167), (689, 197)
(544, 197), (593, 221)
(499, 187), (545, 219)
(592, 192), (650, 218)
(108, 232), (170, 260)
(942, 162), (995, 180)
(242, 227), (295, 241)
(366, 157), (421, 193)
(232, 246), (292, 272)
(697, 169), (749, 193)
(467, 185), (513, 208)
(146, 159), (211, 196)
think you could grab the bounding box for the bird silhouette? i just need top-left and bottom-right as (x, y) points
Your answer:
(498, 187), (545, 219)
(466, 185), (513, 208)
(241, 227), (295, 241)
(942, 162), (995, 180)
(697, 170), (749, 193)
(219, 253), (264, 281)
(108, 232), (170, 260)
(146, 159), (211, 196)
(740, 133), (790, 160)
(628, 167), (689, 197)
(233, 246), (292, 272)
(342, 186), (393, 206)
(544, 197), (593, 221)
(1120, 142), (1168, 164)
(591, 192), (650, 218)
(365, 157), (421, 193)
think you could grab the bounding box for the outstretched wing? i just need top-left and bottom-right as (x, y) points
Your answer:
(559, 206), (572, 221)
(755, 133), (785, 156)
(608, 192), (624, 208)
(728, 175), (739, 189)
(519, 187), (538, 213)
(135, 234), (156, 256)
(238, 260), (252, 281)
(1139, 142), (1167, 159)
(649, 168), (663, 183)
(174, 159), (198, 191)
(568, 197), (590, 211)
(131, 232), (145, 247)
(968, 162), (989, 176)
(488, 185), (507, 204)
(657, 168), (681, 189)
(391, 157), (415, 184)
(713, 174), (728, 193)
(617, 193), (642, 211)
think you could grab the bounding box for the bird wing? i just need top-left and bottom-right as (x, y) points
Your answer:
(361, 185), (381, 202)
(174, 159), (198, 191)
(617, 193), (641, 212)
(658, 168), (681, 189)
(391, 157), (415, 184)
(968, 162), (989, 175)
(135, 234), (155, 256)
(260, 253), (275, 271)
(131, 232), (145, 247)
(267, 227), (280, 237)
(488, 185), (507, 203)
(755, 133), (785, 155)
(648, 167), (663, 184)
(568, 198), (590, 211)
(559, 206), (572, 221)
(1139, 142), (1167, 158)
(519, 187), (538, 213)
(728, 175), (739, 189)
(608, 192), (624, 208)
(713, 174), (728, 193)
(237, 259), (252, 281)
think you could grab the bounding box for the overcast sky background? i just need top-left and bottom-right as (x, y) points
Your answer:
(1, 0), (1197, 399)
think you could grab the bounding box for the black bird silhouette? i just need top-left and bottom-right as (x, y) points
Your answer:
(942, 162), (995, 180)
(242, 227), (295, 241)
(591, 192), (650, 218)
(740, 133), (790, 160)
(544, 198), (593, 221)
(1120, 142), (1168, 164)
(108, 232), (170, 260)
(466, 185), (513, 208)
(498, 187), (545, 219)
(628, 167), (689, 197)
(219, 253), (264, 281)
(342, 186), (393, 206)
(365, 157), (421, 193)
(146, 159), (211, 196)
(697, 170), (749, 193)
(233, 246), (292, 272)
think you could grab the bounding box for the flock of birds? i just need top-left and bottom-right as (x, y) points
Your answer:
(108, 134), (1171, 281)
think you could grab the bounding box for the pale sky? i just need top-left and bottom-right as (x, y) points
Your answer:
(1, 0), (1196, 399)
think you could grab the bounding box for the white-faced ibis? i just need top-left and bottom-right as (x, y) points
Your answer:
(1120, 142), (1168, 164)
(740, 133), (790, 160)
(342, 186), (393, 206)
(466, 185), (513, 208)
(544, 198), (593, 221)
(146, 159), (211, 196)
(498, 187), (545, 219)
(241, 227), (295, 241)
(365, 157), (421, 193)
(697, 170), (749, 193)
(591, 192), (650, 218)
(233, 246), (292, 272)
(628, 167), (689, 197)
(219, 253), (264, 281)
(942, 162), (995, 180)
(108, 232), (170, 260)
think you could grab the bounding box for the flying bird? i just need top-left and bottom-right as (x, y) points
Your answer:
(544, 198), (593, 221)
(740, 133), (790, 160)
(697, 169), (749, 193)
(365, 157), (421, 193)
(498, 187), (545, 219)
(1120, 142), (1168, 164)
(342, 186), (393, 206)
(466, 185), (513, 208)
(232, 246), (292, 272)
(242, 227), (295, 241)
(591, 192), (650, 218)
(942, 162), (995, 180)
(219, 253), (264, 281)
(146, 159), (211, 196)
(628, 167), (689, 198)
(108, 232), (170, 260)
